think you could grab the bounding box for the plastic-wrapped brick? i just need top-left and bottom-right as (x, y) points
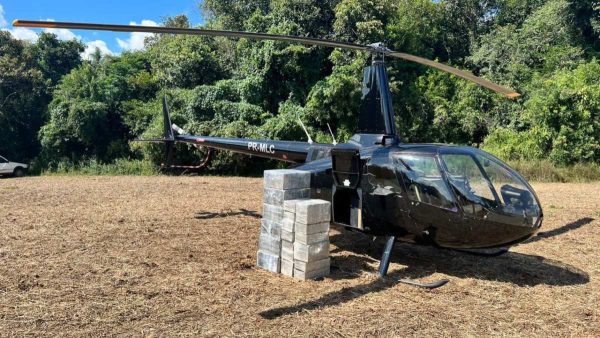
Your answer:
(282, 218), (294, 232)
(263, 188), (310, 206)
(293, 266), (329, 280)
(294, 221), (329, 236)
(262, 204), (284, 223)
(283, 199), (306, 213)
(280, 259), (294, 277)
(295, 200), (331, 225)
(281, 229), (294, 242)
(281, 240), (294, 261)
(263, 169), (311, 190)
(295, 231), (329, 245)
(294, 257), (330, 273)
(260, 219), (281, 237)
(257, 250), (280, 273)
(293, 241), (329, 262)
(258, 232), (281, 255)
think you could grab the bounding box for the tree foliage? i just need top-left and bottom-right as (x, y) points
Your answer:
(0, 32), (83, 162)
(1, 0), (598, 173)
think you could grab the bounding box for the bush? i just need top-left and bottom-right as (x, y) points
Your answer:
(482, 127), (550, 161)
(522, 60), (600, 165)
(508, 160), (600, 182)
(42, 159), (160, 176)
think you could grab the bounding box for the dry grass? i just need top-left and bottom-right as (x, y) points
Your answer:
(0, 176), (598, 337)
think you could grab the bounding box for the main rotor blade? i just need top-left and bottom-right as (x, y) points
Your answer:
(12, 20), (368, 51)
(13, 19), (520, 98)
(386, 51), (520, 98)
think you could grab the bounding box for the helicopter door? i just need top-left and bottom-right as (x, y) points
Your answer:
(394, 154), (459, 242)
(331, 145), (363, 229)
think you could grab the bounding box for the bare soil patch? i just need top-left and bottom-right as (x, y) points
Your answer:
(0, 176), (598, 337)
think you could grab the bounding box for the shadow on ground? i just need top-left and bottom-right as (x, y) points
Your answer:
(195, 208), (261, 220)
(260, 218), (591, 320)
(522, 217), (594, 244)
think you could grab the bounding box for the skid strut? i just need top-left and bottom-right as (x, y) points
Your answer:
(377, 235), (449, 289)
(378, 236), (396, 277)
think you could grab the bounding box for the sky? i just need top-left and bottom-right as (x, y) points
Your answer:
(0, 0), (205, 59)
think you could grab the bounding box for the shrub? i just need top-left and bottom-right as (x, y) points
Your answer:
(42, 159), (160, 176)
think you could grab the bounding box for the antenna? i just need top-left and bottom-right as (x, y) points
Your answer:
(297, 118), (314, 144)
(327, 123), (338, 146)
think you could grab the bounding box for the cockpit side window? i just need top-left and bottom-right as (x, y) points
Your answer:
(395, 154), (455, 210)
(440, 153), (497, 217)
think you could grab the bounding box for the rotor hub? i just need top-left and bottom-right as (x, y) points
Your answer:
(367, 42), (390, 62)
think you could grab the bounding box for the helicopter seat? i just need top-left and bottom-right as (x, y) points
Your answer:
(500, 184), (532, 210)
(409, 176), (446, 205)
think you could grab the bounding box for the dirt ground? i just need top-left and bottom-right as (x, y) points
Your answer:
(0, 176), (598, 337)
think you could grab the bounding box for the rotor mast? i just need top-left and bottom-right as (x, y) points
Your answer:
(356, 43), (397, 138)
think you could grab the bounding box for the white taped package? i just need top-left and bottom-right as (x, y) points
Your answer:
(263, 170), (311, 190)
(257, 250), (280, 273)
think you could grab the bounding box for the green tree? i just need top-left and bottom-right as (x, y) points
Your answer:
(0, 32), (83, 162)
(483, 60), (600, 164)
(17, 0), (600, 174)
(40, 52), (158, 163)
(470, 0), (584, 88)
(147, 19), (225, 89)
(524, 60), (599, 164)
(202, 0), (271, 30)
(28, 32), (85, 85)
(0, 32), (46, 161)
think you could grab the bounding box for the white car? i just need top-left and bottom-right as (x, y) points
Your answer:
(0, 156), (28, 177)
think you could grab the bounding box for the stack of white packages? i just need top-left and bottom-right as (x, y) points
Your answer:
(280, 200), (299, 277)
(257, 169), (310, 273)
(282, 199), (331, 280)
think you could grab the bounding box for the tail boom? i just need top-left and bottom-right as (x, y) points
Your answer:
(176, 134), (319, 163)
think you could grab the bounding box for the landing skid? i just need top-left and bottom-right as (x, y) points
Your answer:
(378, 236), (448, 289)
(398, 278), (449, 289)
(453, 247), (509, 257)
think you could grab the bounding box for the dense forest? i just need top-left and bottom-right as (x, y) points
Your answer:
(0, 0), (598, 176)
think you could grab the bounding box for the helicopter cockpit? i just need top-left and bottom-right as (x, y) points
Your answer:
(393, 146), (542, 247)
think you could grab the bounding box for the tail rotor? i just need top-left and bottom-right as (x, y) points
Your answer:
(162, 96), (175, 168)
(134, 96), (212, 173)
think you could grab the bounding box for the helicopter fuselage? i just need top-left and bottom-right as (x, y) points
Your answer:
(176, 132), (543, 250)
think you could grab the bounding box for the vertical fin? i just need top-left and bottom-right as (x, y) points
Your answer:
(163, 96), (174, 140)
(162, 96), (175, 168)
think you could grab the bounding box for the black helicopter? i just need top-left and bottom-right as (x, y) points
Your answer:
(14, 20), (543, 285)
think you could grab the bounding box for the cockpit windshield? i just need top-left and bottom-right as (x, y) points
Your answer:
(394, 148), (541, 226)
(440, 149), (541, 224)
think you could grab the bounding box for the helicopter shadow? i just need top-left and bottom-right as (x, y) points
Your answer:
(260, 223), (590, 320)
(194, 208), (262, 220)
(328, 230), (589, 287)
(521, 217), (594, 244)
